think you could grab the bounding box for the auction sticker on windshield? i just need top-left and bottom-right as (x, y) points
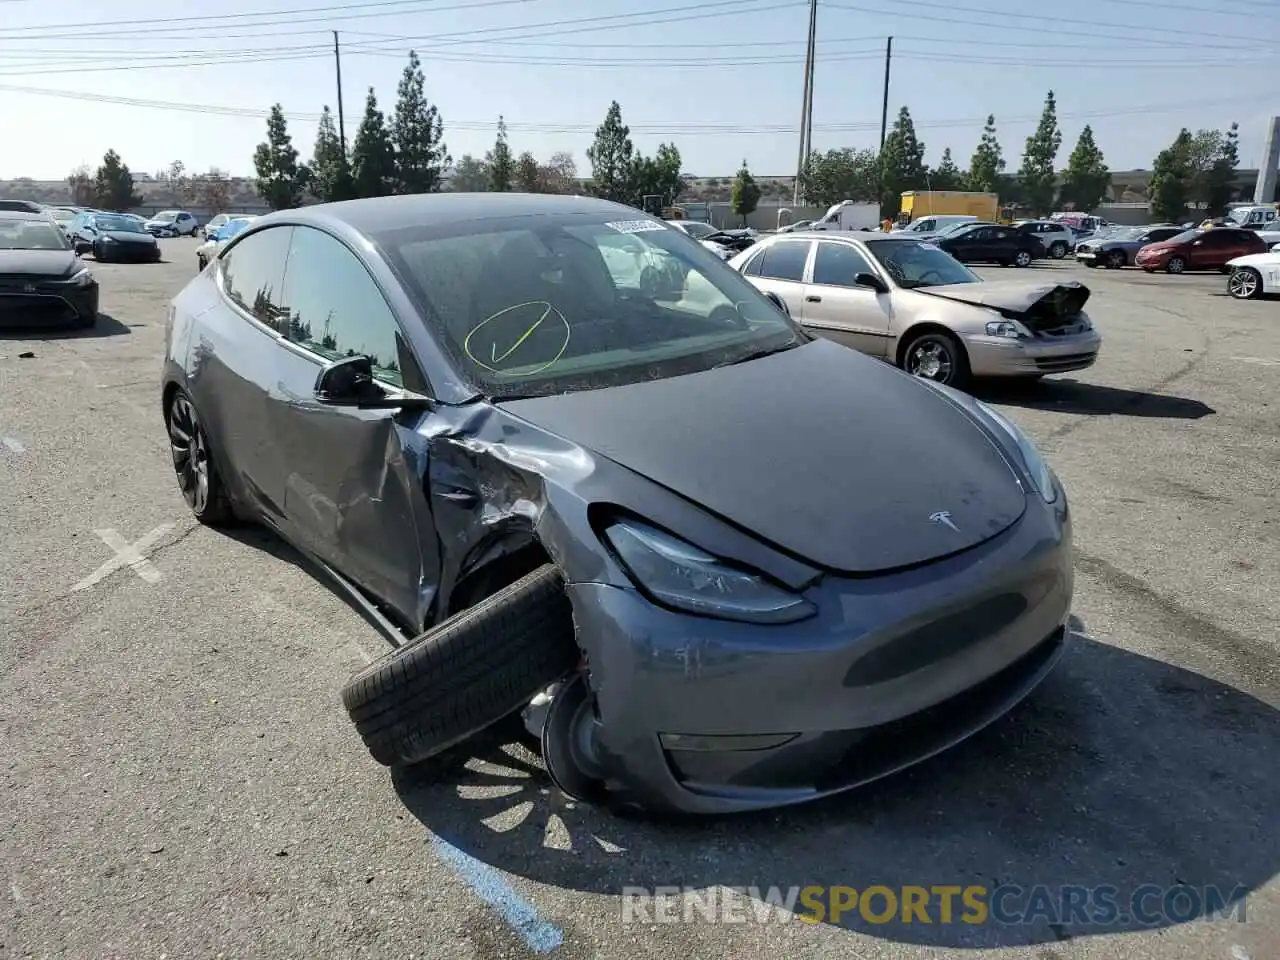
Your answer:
(605, 219), (669, 234)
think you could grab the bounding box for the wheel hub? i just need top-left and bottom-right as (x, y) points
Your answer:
(539, 672), (610, 804)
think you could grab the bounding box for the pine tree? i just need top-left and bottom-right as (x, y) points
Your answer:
(1019, 92), (1063, 216)
(586, 101), (635, 203)
(486, 116), (514, 192)
(730, 160), (761, 226)
(350, 88), (397, 198)
(1149, 129), (1195, 223)
(252, 105), (309, 211)
(311, 105), (354, 202)
(449, 155), (489, 192)
(515, 151), (541, 192)
(966, 115), (1005, 193)
(930, 148), (963, 190)
(93, 150), (141, 211)
(879, 106), (927, 216)
(390, 50), (449, 193)
(1059, 125), (1110, 213)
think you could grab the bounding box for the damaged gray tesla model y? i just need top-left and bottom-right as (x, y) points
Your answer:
(161, 193), (1074, 816)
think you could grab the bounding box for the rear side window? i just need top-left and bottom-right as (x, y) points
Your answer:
(220, 225), (294, 331)
(755, 240), (811, 281)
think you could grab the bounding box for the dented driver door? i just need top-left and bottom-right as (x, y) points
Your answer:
(266, 225), (440, 632)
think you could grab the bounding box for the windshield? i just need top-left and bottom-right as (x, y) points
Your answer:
(937, 221), (980, 236)
(50, 208), (76, 223)
(865, 238), (981, 288)
(377, 213), (805, 399)
(93, 214), (146, 233)
(0, 219), (70, 251)
(1166, 229), (1202, 244)
(153, 211), (178, 222)
(675, 221), (718, 239)
(219, 218), (253, 239)
(1110, 228), (1144, 241)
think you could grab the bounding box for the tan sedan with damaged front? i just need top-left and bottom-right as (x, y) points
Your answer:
(728, 231), (1102, 390)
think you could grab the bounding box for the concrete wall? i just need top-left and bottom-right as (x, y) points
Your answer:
(1256, 117), (1280, 205)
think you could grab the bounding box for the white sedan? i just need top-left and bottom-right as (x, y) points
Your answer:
(1225, 250), (1280, 300)
(665, 219), (734, 260)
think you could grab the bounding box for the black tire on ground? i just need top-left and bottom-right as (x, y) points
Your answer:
(1049, 241), (1067, 259)
(1014, 249), (1033, 267)
(1166, 256), (1186, 274)
(342, 564), (580, 768)
(1227, 266), (1264, 300)
(901, 329), (972, 391)
(93, 242), (107, 261)
(165, 389), (236, 525)
(1106, 250), (1126, 269)
(1083, 259), (1098, 268)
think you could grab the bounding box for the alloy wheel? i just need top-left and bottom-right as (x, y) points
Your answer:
(167, 394), (211, 514)
(907, 338), (954, 383)
(1228, 268), (1260, 299)
(1015, 250), (1032, 267)
(1167, 257), (1186, 274)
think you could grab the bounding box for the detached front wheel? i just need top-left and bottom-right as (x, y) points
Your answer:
(342, 564), (580, 768)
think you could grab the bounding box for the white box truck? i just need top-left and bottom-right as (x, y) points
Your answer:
(809, 200), (881, 232)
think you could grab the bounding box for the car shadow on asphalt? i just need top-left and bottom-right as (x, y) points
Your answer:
(391, 616), (1278, 949)
(973, 379), (1215, 420)
(0, 312), (131, 340)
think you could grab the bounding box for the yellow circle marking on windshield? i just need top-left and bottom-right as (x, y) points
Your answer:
(463, 300), (572, 376)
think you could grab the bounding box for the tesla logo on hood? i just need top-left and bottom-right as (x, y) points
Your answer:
(929, 510), (959, 532)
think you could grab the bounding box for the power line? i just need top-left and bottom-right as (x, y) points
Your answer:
(819, 0), (1272, 48)
(0, 82), (1271, 135)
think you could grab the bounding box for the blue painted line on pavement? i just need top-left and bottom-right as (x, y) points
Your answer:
(431, 836), (565, 953)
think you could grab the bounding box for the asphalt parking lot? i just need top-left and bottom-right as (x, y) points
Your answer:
(2, 238), (1277, 960)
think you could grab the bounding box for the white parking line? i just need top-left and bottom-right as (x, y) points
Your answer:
(2, 436), (23, 453)
(71, 524), (174, 592)
(1231, 356), (1280, 367)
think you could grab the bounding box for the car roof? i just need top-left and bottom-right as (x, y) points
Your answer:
(0, 209), (52, 222)
(266, 192), (645, 237)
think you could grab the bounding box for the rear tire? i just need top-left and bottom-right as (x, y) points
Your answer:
(342, 565), (580, 768)
(165, 390), (235, 525)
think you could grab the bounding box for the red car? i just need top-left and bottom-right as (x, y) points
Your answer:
(1134, 226), (1268, 274)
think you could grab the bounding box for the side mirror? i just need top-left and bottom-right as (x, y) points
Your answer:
(854, 272), (888, 294)
(314, 355), (433, 412)
(763, 291), (790, 316)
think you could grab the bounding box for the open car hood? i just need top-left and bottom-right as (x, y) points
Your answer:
(915, 280), (1090, 329)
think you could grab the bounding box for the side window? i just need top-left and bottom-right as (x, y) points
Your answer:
(220, 225), (294, 331)
(756, 241), (811, 282)
(278, 226), (405, 387)
(918, 219), (935, 232)
(741, 247), (766, 277)
(811, 242), (876, 287)
(993, 228), (1013, 240)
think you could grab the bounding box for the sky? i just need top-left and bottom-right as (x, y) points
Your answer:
(0, 0), (1278, 181)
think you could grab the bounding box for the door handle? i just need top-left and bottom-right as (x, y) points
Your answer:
(805, 295), (822, 303)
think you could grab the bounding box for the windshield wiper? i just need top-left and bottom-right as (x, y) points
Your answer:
(712, 339), (802, 369)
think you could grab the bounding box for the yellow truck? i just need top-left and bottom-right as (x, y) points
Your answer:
(900, 190), (1000, 222)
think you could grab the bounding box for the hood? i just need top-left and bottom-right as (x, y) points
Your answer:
(1139, 241), (1179, 254)
(103, 230), (155, 244)
(914, 279), (1089, 329)
(501, 339), (1027, 575)
(1228, 251), (1280, 269)
(0, 249), (78, 277)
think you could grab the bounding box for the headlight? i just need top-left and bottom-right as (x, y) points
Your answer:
(974, 400), (1057, 503)
(70, 267), (94, 287)
(603, 519), (816, 624)
(101, 235), (116, 243)
(985, 319), (1028, 339)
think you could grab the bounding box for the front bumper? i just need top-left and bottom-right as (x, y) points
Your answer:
(569, 494), (1073, 814)
(0, 280), (99, 326)
(963, 328), (1101, 377)
(99, 241), (161, 262)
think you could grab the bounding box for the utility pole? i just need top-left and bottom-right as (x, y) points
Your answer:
(793, 0), (818, 206)
(332, 30), (347, 157)
(878, 36), (893, 150)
